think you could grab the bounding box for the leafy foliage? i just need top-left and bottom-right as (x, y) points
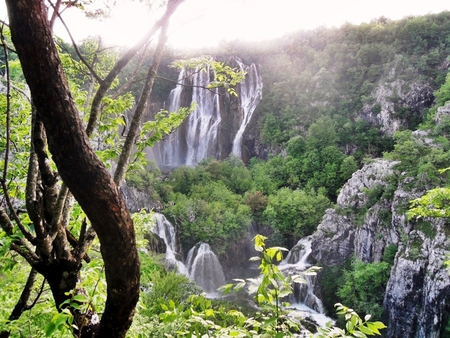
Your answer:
(165, 180), (252, 254)
(316, 303), (387, 337)
(337, 258), (392, 320)
(263, 188), (331, 246)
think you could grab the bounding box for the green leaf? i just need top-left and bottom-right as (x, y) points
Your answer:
(44, 322), (56, 337)
(346, 317), (355, 332)
(359, 324), (375, 335)
(72, 294), (89, 303)
(53, 313), (70, 328)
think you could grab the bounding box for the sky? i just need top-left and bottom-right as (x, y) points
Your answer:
(1, 0), (450, 49)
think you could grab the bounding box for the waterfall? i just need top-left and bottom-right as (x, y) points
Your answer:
(279, 237), (331, 326)
(156, 68), (186, 167)
(185, 66), (222, 166)
(231, 61), (263, 157)
(156, 64), (221, 167)
(186, 243), (226, 297)
(151, 213), (187, 275)
(149, 215), (226, 295)
(154, 57), (262, 167)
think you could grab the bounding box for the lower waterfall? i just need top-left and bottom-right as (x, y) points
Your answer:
(150, 213), (187, 275)
(149, 213), (330, 326)
(151, 214), (226, 295)
(185, 242), (226, 297)
(279, 237), (331, 327)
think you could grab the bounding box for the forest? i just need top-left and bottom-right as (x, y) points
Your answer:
(1, 1), (450, 337)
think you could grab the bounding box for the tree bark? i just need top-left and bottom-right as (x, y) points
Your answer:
(5, 1), (140, 337)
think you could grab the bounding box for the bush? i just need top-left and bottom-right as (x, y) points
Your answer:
(337, 258), (391, 319)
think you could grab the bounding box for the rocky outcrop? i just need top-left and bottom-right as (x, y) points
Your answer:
(307, 158), (450, 337)
(120, 184), (161, 212)
(310, 159), (399, 265)
(383, 219), (450, 338)
(361, 72), (433, 135)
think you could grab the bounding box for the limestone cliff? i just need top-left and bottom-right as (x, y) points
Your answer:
(308, 156), (450, 337)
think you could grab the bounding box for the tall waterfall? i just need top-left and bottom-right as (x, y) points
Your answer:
(186, 243), (226, 297)
(155, 68), (187, 167)
(231, 60), (263, 157)
(185, 67), (222, 166)
(154, 57), (262, 168)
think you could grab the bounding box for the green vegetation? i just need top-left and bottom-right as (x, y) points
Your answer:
(5, 6), (450, 337)
(131, 235), (386, 337)
(337, 258), (392, 320)
(263, 187), (331, 245)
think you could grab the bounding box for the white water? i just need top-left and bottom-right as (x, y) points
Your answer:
(155, 57), (262, 167)
(279, 237), (327, 316)
(186, 242), (226, 297)
(231, 61), (263, 157)
(156, 68), (187, 167)
(149, 216), (332, 328)
(150, 213), (187, 276)
(185, 66), (222, 166)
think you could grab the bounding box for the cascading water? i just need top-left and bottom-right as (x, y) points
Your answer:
(149, 214), (226, 295)
(156, 64), (221, 167)
(156, 68), (187, 167)
(154, 57), (262, 167)
(151, 213), (187, 275)
(280, 237), (331, 327)
(231, 61), (263, 157)
(148, 214), (330, 327)
(184, 65), (222, 166)
(185, 243), (226, 297)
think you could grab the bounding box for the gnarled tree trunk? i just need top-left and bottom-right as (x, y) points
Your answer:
(5, 1), (140, 336)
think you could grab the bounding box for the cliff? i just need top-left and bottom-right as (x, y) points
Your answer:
(308, 153), (450, 337)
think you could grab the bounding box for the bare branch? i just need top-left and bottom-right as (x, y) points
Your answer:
(86, 0), (185, 137)
(48, 0), (62, 30)
(0, 206), (13, 235)
(51, 184), (72, 260)
(10, 242), (40, 266)
(26, 274), (46, 310)
(9, 268), (38, 317)
(76, 224), (96, 262)
(47, 1), (103, 84)
(1, 22), (12, 184)
(111, 50), (147, 100)
(113, 10), (171, 185)
(1, 179), (36, 243)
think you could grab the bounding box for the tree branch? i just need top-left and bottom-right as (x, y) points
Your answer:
(48, 0), (103, 83)
(113, 10), (171, 185)
(51, 184), (72, 260)
(86, 0), (185, 137)
(10, 242), (40, 267)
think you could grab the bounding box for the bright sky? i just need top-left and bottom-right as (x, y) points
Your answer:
(1, 0), (450, 49)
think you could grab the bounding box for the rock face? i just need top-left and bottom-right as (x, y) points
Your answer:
(310, 159), (399, 266)
(120, 184), (161, 212)
(361, 74), (433, 135)
(308, 158), (450, 338)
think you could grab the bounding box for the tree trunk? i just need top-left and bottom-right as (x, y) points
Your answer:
(5, 1), (140, 337)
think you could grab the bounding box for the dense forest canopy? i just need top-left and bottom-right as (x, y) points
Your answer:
(2, 3), (450, 337)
